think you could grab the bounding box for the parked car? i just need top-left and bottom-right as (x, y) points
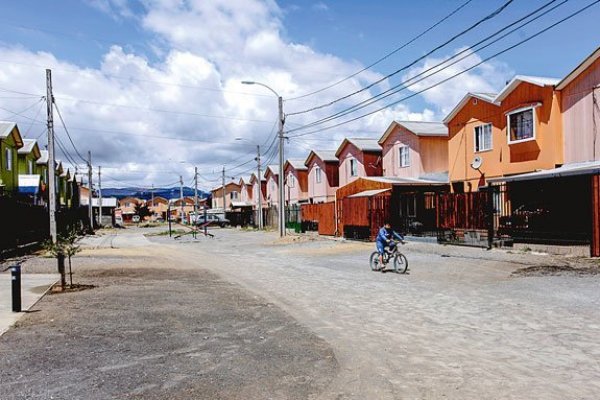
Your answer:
(195, 214), (230, 227)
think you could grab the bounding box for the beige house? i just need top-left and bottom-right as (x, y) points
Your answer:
(211, 182), (241, 210)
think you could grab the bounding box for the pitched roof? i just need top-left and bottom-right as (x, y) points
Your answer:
(284, 159), (308, 171)
(494, 75), (559, 103)
(556, 46), (600, 90)
(335, 138), (381, 157)
(442, 92), (499, 124)
(379, 120), (447, 144)
(304, 150), (338, 166)
(17, 139), (41, 159)
(264, 165), (279, 178)
(0, 121), (23, 147)
(36, 150), (49, 165)
(249, 173), (266, 183)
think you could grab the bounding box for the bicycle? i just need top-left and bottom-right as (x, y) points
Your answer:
(369, 240), (408, 274)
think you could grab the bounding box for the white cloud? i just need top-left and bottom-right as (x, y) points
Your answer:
(312, 2), (329, 12)
(0, 0), (496, 190)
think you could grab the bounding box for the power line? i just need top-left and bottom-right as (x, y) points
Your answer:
(53, 99), (88, 164)
(288, 0), (600, 138)
(286, 0), (474, 101)
(286, 0), (515, 116)
(288, 0), (568, 133)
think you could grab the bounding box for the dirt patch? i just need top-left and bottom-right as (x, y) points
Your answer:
(512, 264), (600, 277)
(49, 283), (96, 294)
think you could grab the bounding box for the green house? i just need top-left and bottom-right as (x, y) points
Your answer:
(17, 139), (41, 175)
(37, 150), (49, 187)
(0, 121), (24, 193)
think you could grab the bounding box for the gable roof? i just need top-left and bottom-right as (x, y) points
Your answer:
(249, 173), (266, 184)
(211, 182), (240, 193)
(284, 159), (308, 171)
(379, 120), (447, 144)
(494, 75), (559, 103)
(304, 150), (338, 166)
(335, 138), (381, 157)
(238, 176), (253, 186)
(17, 139), (41, 159)
(0, 121), (24, 147)
(442, 92), (498, 124)
(556, 46), (600, 90)
(36, 150), (49, 165)
(264, 165), (279, 178)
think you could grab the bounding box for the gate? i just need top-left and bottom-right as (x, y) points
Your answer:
(301, 202), (336, 235)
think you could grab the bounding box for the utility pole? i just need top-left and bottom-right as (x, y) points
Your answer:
(88, 151), (93, 231)
(277, 95), (285, 237)
(256, 144), (263, 230)
(193, 167), (199, 238)
(151, 184), (154, 220)
(221, 165), (226, 218)
(179, 175), (184, 224)
(98, 166), (102, 227)
(46, 69), (57, 243)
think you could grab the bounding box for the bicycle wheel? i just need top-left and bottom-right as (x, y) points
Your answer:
(369, 251), (381, 271)
(393, 253), (408, 274)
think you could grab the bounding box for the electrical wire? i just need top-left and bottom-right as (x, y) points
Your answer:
(288, 0), (567, 133)
(286, 0), (474, 101)
(286, 0), (515, 116)
(53, 99), (88, 164)
(288, 0), (599, 138)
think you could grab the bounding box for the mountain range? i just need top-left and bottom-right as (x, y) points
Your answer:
(100, 187), (211, 200)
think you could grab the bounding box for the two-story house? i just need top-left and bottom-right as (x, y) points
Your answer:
(0, 121), (24, 193)
(335, 138), (382, 188)
(211, 182), (241, 211)
(148, 196), (169, 220)
(304, 150), (339, 204)
(283, 159), (308, 206)
(264, 165), (279, 207)
(238, 176), (254, 207)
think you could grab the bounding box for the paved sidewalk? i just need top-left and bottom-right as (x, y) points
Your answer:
(0, 272), (58, 337)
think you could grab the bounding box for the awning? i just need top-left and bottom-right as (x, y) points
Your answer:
(18, 174), (40, 195)
(347, 188), (391, 198)
(488, 160), (600, 183)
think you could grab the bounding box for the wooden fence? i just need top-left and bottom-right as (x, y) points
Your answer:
(300, 202), (336, 235)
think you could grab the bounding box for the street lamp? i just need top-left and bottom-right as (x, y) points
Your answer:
(236, 137), (263, 230)
(241, 80), (285, 237)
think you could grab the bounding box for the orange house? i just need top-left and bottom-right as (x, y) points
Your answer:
(444, 76), (562, 192)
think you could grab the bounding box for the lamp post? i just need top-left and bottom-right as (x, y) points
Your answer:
(241, 80), (285, 237)
(236, 138), (262, 230)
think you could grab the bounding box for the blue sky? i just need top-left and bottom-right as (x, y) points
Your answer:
(0, 0), (598, 188)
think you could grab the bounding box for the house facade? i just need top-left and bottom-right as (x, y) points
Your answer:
(304, 150), (339, 204)
(148, 196), (169, 220)
(335, 138), (382, 188)
(445, 76), (562, 192)
(379, 121), (448, 180)
(264, 165), (279, 207)
(249, 173), (266, 209)
(283, 159), (308, 205)
(211, 182), (241, 210)
(0, 121), (24, 192)
(238, 177), (254, 207)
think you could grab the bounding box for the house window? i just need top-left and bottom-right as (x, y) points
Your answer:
(5, 148), (12, 171)
(288, 173), (295, 188)
(349, 159), (357, 177)
(315, 166), (322, 183)
(28, 159), (34, 174)
(230, 191), (238, 200)
(474, 123), (493, 152)
(508, 107), (535, 143)
(271, 180), (275, 192)
(399, 146), (410, 167)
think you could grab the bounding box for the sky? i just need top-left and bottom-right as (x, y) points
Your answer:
(0, 0), (598, 190)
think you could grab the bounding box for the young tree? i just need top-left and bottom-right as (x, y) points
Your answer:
(44, 229), (81, 288)
(134, 203), (152, 221)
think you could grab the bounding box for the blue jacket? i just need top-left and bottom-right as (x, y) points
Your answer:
(376, 227), (403, 243)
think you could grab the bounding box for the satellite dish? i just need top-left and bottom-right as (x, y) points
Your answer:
(471, 156), (483, 170)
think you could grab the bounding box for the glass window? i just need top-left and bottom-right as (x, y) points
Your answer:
(271, 180), (275, 191)
(288, 172), (295, 188)
(399, 146), (410, 167)
(474, 123), (493, 152)
(350, 159), (357, 176)
(5, 148), (12, 171)
(508, 108), (534, 142)
(28, 159), (34, 174)
(315, 166), (322, 183)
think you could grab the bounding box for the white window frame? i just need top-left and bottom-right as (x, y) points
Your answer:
(5, 148), (12, 171)
(474, 123), (493, 152)
(230, 191), (238, 200)
(288, 172), (295, 188)
(506, 105), (538, 145)
(349, 158), (358, 177)
(315, 166), (322, 183)
(399, 145), (410, 167)
(28, 159), (34, 174)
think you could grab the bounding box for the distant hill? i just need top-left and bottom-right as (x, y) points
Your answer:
(100, 187), (211, 200)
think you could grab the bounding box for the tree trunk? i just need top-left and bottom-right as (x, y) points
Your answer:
(68, 256), (73, 287)
(57, 253), (66, 289)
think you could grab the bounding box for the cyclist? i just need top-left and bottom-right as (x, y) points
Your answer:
(376, 221), (404, 271)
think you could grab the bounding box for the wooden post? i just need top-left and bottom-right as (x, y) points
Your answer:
(591, 175), (600, 257)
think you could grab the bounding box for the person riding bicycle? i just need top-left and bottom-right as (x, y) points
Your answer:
(376, 221), (404, 270)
